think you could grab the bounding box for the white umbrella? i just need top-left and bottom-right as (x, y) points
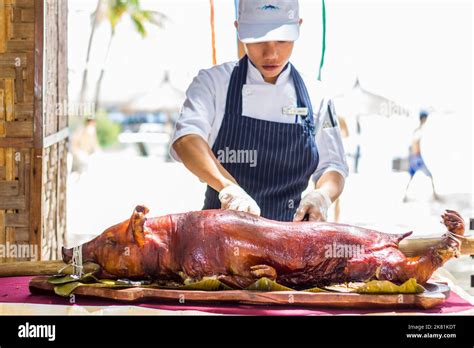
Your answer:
(334, 78), (411, 118)
(121, 71), (185, 160)
(124, 71), (185, 114)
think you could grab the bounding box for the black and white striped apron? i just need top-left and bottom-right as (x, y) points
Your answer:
(203, 55), (319, 221)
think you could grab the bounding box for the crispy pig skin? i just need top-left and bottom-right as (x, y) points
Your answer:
(62, 207), (464, 288)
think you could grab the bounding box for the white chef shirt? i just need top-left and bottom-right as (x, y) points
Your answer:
(170, 59), (349, 183)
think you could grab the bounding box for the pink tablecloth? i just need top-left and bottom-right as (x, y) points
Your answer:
(0, 276), (472, 315)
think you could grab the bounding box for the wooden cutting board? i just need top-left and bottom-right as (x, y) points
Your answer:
(28, 276), (450, 310)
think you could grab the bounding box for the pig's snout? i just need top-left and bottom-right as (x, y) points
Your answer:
(62, 246), (73, 263)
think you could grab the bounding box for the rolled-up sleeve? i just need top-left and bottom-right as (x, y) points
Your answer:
(169, 69), (215, 162)
(312, 99), (349, 183)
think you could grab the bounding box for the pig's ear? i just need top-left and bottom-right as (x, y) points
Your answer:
(128, 205), (149, 247)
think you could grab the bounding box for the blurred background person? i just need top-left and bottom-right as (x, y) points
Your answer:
(403, 110), (440, 202)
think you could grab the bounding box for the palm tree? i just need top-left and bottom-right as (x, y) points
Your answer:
(78, 0), (108, 105)
(78, 0), (166, 112)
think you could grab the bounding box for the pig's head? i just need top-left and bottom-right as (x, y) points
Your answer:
(62, 205), (152, 278)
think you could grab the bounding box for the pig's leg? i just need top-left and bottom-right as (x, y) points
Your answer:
(376, 210), (465, 284)
(250, 264), (277, 280)
(217, 265), (277, 289)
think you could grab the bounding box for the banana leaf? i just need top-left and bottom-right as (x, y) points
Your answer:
(53, 282), (82, 297)
(51, 275), (232, 296)
(53, 281), (136, 297)
(99, 279), (126, 286)
(302, 286), (328, 293)
(48, 273), (98, 285)
(50, 273), (141, 297)
(324, 282), (365, 293)
(180, 277), (232, 291)
(48, 275), (81, 285)
(356, 278), (425, 294)
(48, 273), (425, 297)
(246, 277), (294, 291)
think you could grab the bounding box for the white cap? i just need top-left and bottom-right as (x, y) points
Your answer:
(237, 0), (300, 44)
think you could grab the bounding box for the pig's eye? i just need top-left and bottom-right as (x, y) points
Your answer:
(105, 239), (117, 246)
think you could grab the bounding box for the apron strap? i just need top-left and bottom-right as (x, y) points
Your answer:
(291, 66), (316, 136)
(224, 55), (248, 116)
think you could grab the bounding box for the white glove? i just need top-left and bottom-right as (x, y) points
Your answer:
(219, 184), (261, 216)
(293, 189), (332, 222)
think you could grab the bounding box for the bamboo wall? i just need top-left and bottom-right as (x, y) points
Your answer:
(0, 0), (68, 262)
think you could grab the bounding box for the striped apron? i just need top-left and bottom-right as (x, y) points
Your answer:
(203, 55), (319, 221)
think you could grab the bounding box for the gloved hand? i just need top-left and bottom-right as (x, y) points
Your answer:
(219, 184), (261, 216)
(293, 189), (332, 222)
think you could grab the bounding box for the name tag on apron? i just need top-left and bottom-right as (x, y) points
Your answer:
(282, 106), (308, 116)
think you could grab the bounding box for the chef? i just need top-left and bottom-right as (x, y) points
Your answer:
(171, 0), (348, 222)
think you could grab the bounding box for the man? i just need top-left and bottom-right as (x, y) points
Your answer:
(171, 0), (348, 222)
(403, 110), (439, 202)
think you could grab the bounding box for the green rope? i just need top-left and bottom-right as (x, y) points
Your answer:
(317, 0), (326, 81)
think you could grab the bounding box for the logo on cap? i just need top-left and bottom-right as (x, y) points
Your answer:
(258, 4), (280, 11)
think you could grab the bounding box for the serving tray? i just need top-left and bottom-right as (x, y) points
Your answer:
(28, 276), (450, 310)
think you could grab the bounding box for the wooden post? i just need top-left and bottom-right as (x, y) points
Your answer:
(0, 0), (68, 262)
(0, 260), (100, 277)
